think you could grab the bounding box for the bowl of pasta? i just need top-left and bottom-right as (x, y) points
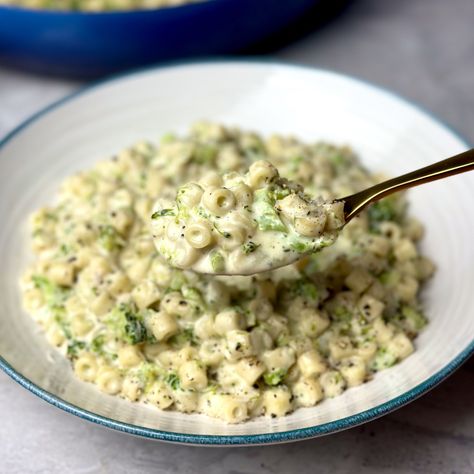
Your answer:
(0, 0), (319, 77)
(0, 61), (473, 445)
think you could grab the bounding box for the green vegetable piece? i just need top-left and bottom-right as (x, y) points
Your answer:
(392, 306), (428, 335)
(289, 240), (313, 254)
(401, 306), (427, 330)
(367, 196), (401, 231)
(165, 372), (181, 390)
(181, 286), (205, 310)
(90, 334), (106, 355)
(242, 241), (260, 254)
(193, 144), (218, 164)
(328, 154), (347, 169)
(151, 209), (175, 219)
(160, 133), (176, 145)
(263, 368), (287, 386)
(98, 225), (124, 252)
(287, 278), (320, 302)
(169, 328), (197, 348)
(106, 303), (149, 345)
(67, 340), (86, 359)
(370, 348), (397, 371)
(254, 189), (287, 233)
(169, 271), (187, 291)
(210, 250), (225, 273)
(137, 362), (160, 392)
(32, 275), (69, 309)
(332, 306), (353, 322)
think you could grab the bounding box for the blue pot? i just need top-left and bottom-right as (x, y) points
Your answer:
(0, 0), (319, 77)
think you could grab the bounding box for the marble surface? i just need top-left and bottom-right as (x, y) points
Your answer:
(1, 0), (474, 472)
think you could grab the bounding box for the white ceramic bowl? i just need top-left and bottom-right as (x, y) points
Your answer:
(0, 61), (472, 446)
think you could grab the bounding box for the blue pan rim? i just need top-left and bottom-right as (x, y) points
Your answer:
(0, 58), (472, 446)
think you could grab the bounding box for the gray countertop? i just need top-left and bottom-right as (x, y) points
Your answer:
(1, 0), (474, 472)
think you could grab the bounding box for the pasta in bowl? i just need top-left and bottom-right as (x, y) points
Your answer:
(20, 122), (434, 423)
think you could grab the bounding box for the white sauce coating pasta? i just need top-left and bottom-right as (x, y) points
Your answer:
(152, 160), (345, 275)
(20, 122), (435, 423)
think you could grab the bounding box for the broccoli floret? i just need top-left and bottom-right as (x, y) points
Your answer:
(210, 250), (225, 273)
(66, 340), (86, 359)
(332, 306), (353, 323)
(160, 132), (176, 145)
(90, 334), (106, 355)
(263, 368), (287, 386)
(165, 371), (181, 390)
(105, 303), (150, 345)
(287, 278), (320, 303)
(368, 196), (403, 231)
(289, 240), (312, 254)
(169, 328), (198, 348)
(136, 362), (160, 392)
(98, 225), (125, 252)
(370, 347), (397, 371)
(31, 275), (69, 309)
(151, 209), (175, 219)
(89, 334), (117, 360)
(169, 271), (187, 291)
(181, 286), (205, 311)
(192, 144), (218, 165)
(253, 189), (287, 233)
(391, 305), (427, 336)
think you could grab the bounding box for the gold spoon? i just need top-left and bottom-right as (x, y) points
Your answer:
(228, 149), (474, 275)
(339, 148), (474, 223)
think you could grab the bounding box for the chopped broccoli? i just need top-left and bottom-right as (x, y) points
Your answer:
(31, 275), (69, 309)
(193, 144), (218, 164)
(98, 225), (124, 252)
(286, 278), (320, 303)
(391, 305), (427, 335)
(181, 286), (205, 310)
(59, 244), (72, 256)
(253, 189), (287, 233)
(289, 240), (313, 254)
(151, 209), (175, 219)
(136, 362), (160, 392)
(210, 250), (225, 273)
(370, 347), (397, 371)
(165, 371), (181, 390)
(242, 241), (260, 254)
(105, 303), (150, 345)
(67, 340), (86, 359)
(90, 334), (107, 356)
(368, 196), (402, 231)
(328, 153), (347, 169)
(332, 306), (353, 322)
(263, 368), (287, 386)
(169, 328), (197, 347)
(169, 271), (187, 291)
(401, 306), (427, 330)
(289, 155), (304, 173)
(160, 132), (176, 145)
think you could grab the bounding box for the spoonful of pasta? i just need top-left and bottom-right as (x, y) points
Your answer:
(151, 149), (474, 276)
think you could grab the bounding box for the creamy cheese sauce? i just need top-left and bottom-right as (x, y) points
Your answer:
(20, 122), (434, 423)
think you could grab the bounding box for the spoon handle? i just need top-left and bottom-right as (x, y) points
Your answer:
(341, 148), (474, 222)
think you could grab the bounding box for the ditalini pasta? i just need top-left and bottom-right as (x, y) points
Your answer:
(152, 160), (344, 275)
(21, 122), (434, 423)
